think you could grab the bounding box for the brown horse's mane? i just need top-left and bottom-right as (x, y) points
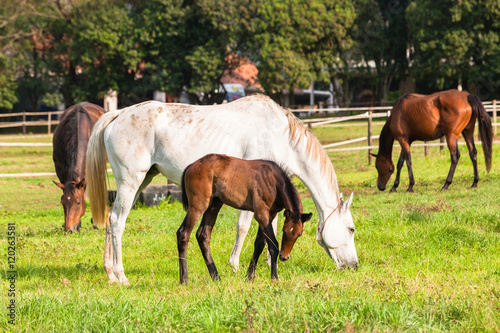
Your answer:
(57, 104), (90, 182)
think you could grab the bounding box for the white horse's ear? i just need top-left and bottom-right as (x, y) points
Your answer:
(342, 192), (354, 212)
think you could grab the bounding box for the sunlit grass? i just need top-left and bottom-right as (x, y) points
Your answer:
(0, 129), (499, 332)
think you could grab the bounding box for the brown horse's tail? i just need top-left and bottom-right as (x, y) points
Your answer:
(468, 94), (493, 173)
(86, 110), (122, 228)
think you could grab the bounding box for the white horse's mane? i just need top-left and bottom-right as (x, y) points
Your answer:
(258, 96), (335, 185)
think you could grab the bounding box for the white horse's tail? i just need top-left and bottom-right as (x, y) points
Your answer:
(86, 110), (122, 228)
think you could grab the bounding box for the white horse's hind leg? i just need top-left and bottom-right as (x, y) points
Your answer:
(266, 215), (278, 267)
(229, 210), (253, 271)
(104, 223), (118, 283)
(109, 177), (146, 286)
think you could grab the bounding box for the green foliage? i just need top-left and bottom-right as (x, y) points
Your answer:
(407, 0), (500, 96)
(239, 0), (355, 99)
(0, 54), (18, 110)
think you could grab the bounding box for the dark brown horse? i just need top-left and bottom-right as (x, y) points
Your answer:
(372, 90), (492, 192)
(53, 102), (106, 232)
(179, 154), (312, 283)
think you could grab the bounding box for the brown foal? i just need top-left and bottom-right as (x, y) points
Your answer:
(178, 154), (312, 284)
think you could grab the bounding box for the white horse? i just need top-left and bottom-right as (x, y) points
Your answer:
(86, 94), (358, 285)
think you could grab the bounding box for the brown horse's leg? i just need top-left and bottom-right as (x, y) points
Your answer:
(442, 137), (461, 191)
(390, 154), (405, 193)
(195, 198), (223, 281)
(177, 209), (204, 284)
(462, 125), (479, 188)
(393, 140), (415, 193)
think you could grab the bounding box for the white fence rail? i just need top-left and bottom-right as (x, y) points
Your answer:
(291, 101), (498, 162)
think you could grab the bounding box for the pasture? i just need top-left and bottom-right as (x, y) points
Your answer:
(1, 125), (499, 332)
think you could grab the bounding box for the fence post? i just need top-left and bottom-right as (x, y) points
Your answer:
(368, 109), (373, 164)
(440, 137), (444, 151)
(22, 112), (26, 135)
(424, 141), (429, 156)
(48, 112), (52, 134)
(493, 100), (497, 138)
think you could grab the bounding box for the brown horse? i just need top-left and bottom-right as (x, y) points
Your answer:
(53, 102), (106, 232)
(178, 154), (312, 283)
(372, 90), (492, 192)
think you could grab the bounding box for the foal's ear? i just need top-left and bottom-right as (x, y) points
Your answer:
(284, 210), (292, 218)
(369, 152), (378, 158)
(53, 181), (64, 190)
(301, 213), (312, 223)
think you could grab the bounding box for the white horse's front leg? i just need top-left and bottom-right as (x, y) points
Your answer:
(104, 223), (119, 283)
(229, 210), (254, 271)
(266, 215), (278, 267)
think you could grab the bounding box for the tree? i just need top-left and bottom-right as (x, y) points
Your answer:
(45, 0), (140, 106)
(236, 0), (355, 106)
(136, 0), (238, 104)
(407, 0), (500, 98)
(350, 0), (410, 103)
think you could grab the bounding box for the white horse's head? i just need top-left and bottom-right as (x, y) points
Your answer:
(318, 192), (358, 269)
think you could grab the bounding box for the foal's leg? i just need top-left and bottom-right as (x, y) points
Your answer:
(229, 210), (253, 271)
(177, 207), (206, 284)
(247, 212), (280, 281)
(462, 124), (479, 188)
(196, 198), (224, 281)
(266, 215), (278, 268)
(246, 227), (267, 281)
(442, 135), (461, 190)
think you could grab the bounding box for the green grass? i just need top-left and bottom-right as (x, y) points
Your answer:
(1, 127), (499, 332)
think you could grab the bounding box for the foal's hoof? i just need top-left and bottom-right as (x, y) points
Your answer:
(389, 187), (397, 193)
(406, 188), (414, 193)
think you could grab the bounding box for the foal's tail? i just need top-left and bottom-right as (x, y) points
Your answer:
(180, 164), (192, 212)
(468, 94), (493, 173)
(86, 110), (122, 228)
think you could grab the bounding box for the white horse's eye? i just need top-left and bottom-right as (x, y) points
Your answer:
(349, 227), (355, 234)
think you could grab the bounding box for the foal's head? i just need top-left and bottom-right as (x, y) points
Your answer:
(279, 210), (312, 262)
(372, 153), (394, 191)
(54, 179), (86, 232)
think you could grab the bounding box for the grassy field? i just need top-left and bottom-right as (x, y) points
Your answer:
(1, 125), (499, 332)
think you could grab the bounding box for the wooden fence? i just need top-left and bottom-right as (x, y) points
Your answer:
(1, 101), (498, 159)
(0, 111), (64, 134)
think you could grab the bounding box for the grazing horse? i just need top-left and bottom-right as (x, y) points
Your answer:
(53, 102), (105, 232)
(86, 95), (357, 286)
(372, 90), (492, 192)
(179, 154), (312, 283)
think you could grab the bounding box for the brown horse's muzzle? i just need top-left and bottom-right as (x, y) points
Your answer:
(377, 181), (387, 191)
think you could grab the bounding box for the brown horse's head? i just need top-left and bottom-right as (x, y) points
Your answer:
(372, 153), (394, 191)
(54, 179), (86, 232)
(279, 210), (312, 262)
